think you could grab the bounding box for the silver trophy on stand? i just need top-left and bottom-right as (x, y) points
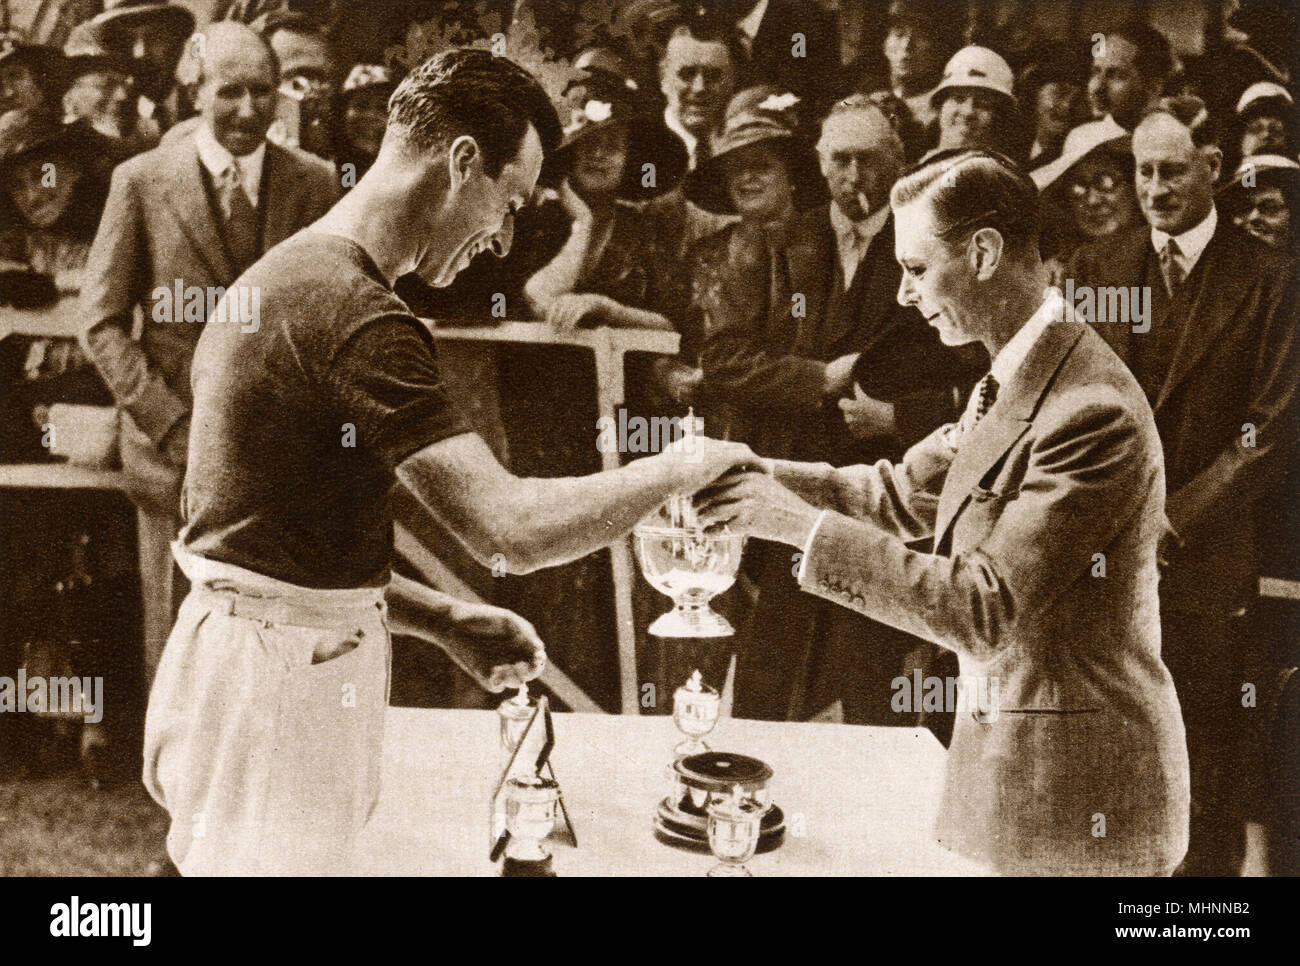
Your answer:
(633, 410), (745, 637)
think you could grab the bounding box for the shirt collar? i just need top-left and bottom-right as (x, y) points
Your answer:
(1151, 204), (1217, 272)
(829, 201), (888, 248)
(664, 107), (701, 168)
(990, 287), (1063, 388)
(737, 0), (768, 43)
(194, 122), (267, 207)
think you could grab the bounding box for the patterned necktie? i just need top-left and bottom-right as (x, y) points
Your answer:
(217, 159), (259, 276)
(973, 373), (999, 425)
(1158, 238), (1184, 297)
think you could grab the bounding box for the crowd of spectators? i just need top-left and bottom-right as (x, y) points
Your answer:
(0, 0), (1296, 876)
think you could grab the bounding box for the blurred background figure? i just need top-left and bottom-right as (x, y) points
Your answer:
(1018, 42), (1091, 165)
(692, 0), (839, 114)
(657, 12), (745, 169)
(86, 0), (195, 138)
(1032, 116), (1141, 266)
(1087, 20), (1173, 130)
(0, 31), (65, 119)
(1231, 82), (1295, 171)
(878, 0), (958, 131)
(931, 45), (1024, 159)
(335, 62), (396, 186)
(61, 21), (149, 150)
(1219, 154), (1300, 255)
(253, 7), (337, 158)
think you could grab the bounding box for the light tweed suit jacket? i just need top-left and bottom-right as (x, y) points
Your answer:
(775, 298), (1190, 875)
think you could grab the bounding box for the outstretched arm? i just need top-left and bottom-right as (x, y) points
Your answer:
(397, 432), (759, 575)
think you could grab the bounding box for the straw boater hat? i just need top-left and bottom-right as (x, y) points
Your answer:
(1236, 81), (1294, 120)
(546, 49), (687, 202)
(931, 46), (1018, 114)
(1030, 115), (1132, 201)
(1217, 153), (1300, 206)
(685, 87), (824, 215)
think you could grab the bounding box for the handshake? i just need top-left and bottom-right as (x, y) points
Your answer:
(660, 436), (825, 549)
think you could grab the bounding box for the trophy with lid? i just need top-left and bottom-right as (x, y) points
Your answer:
(633, 410), (745, 637)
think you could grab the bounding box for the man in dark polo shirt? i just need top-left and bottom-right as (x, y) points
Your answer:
(143, 48), (755, 876)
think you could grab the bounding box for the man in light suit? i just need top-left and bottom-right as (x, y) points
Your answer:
(1065, 96), (1300, 875)
(697, 149), (1190, 875)
(81, 20), (339, 522)
(700, 100), (977, 724)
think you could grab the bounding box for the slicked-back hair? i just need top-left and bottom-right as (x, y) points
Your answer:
(387, 48), (562, 179)
(1103, 20), (1174, 87)
(891, 149), (1041, 253)
(658, 16), (752, 86)
(1141, 94), (1220, 149)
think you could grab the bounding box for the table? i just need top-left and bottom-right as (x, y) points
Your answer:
(354, 708), (989, 876)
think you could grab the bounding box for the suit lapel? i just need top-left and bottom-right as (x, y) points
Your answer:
(1152, 227), (1253, 413)
(839, 217), (901, 353)
(161, 138), (234, 282)
(260, 143), (309, 251)
(933, 312), (1086, 548)
(782, 207), (834, 351)
(1078, 228), (1146, 366)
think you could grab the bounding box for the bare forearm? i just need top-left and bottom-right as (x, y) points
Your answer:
(524, 220), (591, 312)
(601, 303), (675, 331)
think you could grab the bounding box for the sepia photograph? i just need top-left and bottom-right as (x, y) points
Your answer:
(0, 0), (1293, 929)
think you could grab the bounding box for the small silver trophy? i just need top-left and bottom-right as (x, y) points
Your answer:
(706, 784), (763, 877)
(672, 669), (720, 758)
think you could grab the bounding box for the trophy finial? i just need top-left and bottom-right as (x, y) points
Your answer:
(685, 669), (703, 692)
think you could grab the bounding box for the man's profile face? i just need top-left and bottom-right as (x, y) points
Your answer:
(1133, 112), (1219, 236)
(422, 124), (544, 287)
(894, 198), (980, 346)
(817, 109), (900, 220)
(195, 35), (278, 156)
(659, 31), (735, 135)
(1088, 36), (1150, 126)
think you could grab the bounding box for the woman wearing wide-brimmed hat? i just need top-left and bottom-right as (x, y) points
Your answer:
(1031, 115), (1141, 263)
(522, 50), (690, 333)
(680, 86), (824, 430)
(1218, 153), (1300, 254)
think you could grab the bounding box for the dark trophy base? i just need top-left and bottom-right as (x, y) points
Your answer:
(501, 854), (556, 877)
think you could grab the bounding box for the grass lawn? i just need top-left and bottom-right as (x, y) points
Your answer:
(0, 775), (172, 876)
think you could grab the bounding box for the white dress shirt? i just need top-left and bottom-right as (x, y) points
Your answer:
(664, 107), (706, 170)
(194, 122), (266, 207)
(797, 288), (1066, 577)
(828, 201), (889, 289)
(736, 0), (769, 54)
(1151, 205), (1217, 279)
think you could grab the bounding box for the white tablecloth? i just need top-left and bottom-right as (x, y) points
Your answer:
(354, 708), (990, 876)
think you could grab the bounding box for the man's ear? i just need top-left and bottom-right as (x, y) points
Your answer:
(1200, 144), (1223, 185)
(447, 134), (481, 193)
(968, 227), (1003, 280)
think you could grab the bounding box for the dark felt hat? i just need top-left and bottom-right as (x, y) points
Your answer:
(89, 0), (196, 42)
(548, 51), (688, 202)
